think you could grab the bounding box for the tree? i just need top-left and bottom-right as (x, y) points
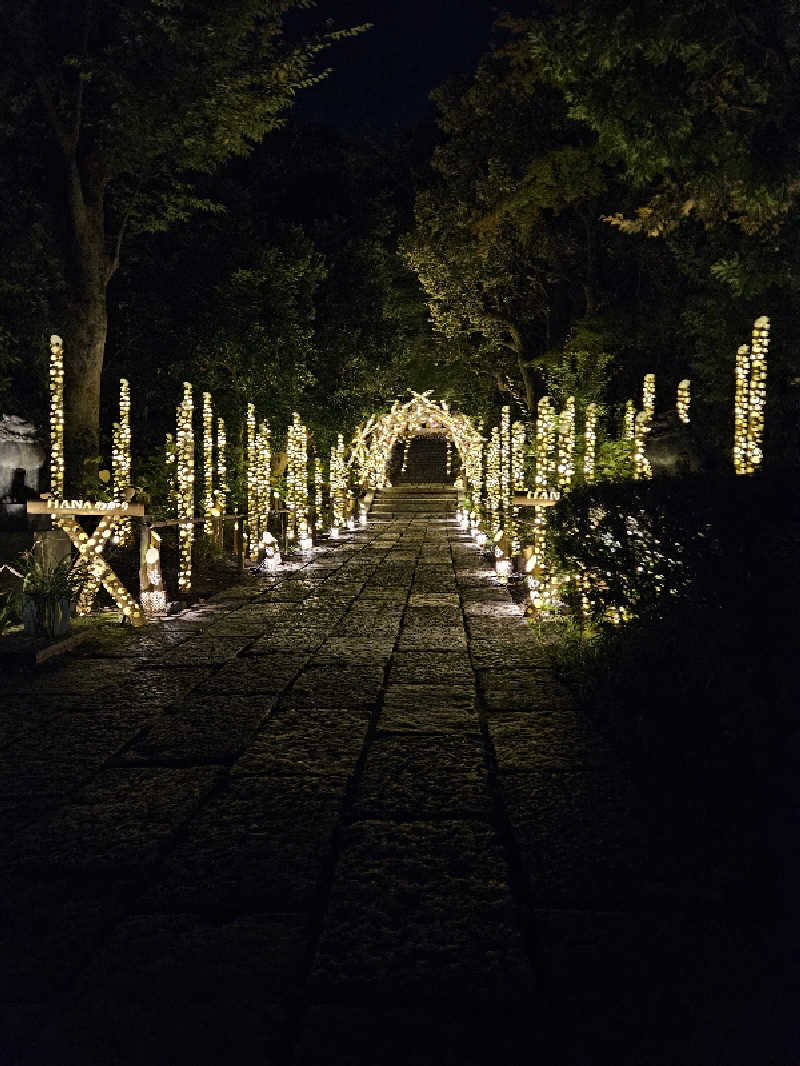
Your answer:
(401, 32), (618, 414)
(1, 0), (362, 485)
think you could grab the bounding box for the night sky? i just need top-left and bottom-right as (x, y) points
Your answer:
(294, 0), (516, 133)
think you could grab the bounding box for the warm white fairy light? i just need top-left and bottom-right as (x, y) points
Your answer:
(446, 439), (452, 478)
(216, 417), (227, 518)
(676, 380), (691, 424)
(633, 374), (655, 479)
(286, 412), (309, 544)
(110, 377), (132, 546)
(733, 344), (750, 474)
(314, 457), (324, 531)
(486, 426), (501, 538)
(401, 438), (410, 474)
(511, 421), (525, 491)
(246, 402), (257, 554)
(330, 434), (347, 533)
(583, 402), (597, 483)
(49, 335), (65, 500)
(557, 396), (576, 491)
(256, 419), (271, 544)
(535, 396), (555, 495)
(347, 391), (484, 501)
(624, 399), (635, 450)
(202, 392), (213, 536)
(745, 316), (769, 473)
(176, 382), (194, 590)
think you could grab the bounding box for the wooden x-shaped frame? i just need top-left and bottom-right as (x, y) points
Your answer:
(28, 501), (146, 627)
(56, 513), (144, 625)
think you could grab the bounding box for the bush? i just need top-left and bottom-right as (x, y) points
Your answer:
(547, 470), (800, 623)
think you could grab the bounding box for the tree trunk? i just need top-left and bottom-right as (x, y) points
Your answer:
(60, 155), (113, 493)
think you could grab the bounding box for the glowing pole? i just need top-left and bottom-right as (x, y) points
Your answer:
(677, 380), (691, 424)
(202, 392), (213, 536)
(246, 402), (257, 555)
(287, 413), (310, 547)
(110, 377), (133, 546)
(216, 417), (227, 517)
(624, 398), (635, 463)
(176, 382), (194, 591)
(487, 426), (501, 538)
(734, 344), (750, 475)
(256, 420), (271, 544)
(584, 402), (597, 483)
(314, 458), (324, 532)
(633, 374), (655, 479)
(745, 315), (769, 473)
(49, 335), (65, 501)
(557, 396), (576, 491)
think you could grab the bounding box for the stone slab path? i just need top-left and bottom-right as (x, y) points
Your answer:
(0, 486), (789, 1064)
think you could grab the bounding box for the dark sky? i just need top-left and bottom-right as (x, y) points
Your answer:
(293, 0), (516, 133)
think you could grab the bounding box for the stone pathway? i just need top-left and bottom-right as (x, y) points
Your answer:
(0, 485), (788, 1064)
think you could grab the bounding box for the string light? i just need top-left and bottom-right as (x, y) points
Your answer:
(446, 439), (452, 478)
(256, 419), (271, 545)
(330, 434), (347, 534)
(246, 402), (257, 555)
(584, 402), (597, 483)
(216, 417), (227, 519)
(111, 378), (132, 545)
(49, 335), (64, 501)
(745, 316), (769, 473)
(676, 380), (691, 424)
(286, 412), (310, 546)
(314, 457), (324, 531)
(176, 382), (194, 590)
(557, 396), (576, 491)
(202, 392), (213, 536)
(633, 374), (655, 479)
(624, 399), (635, 452)
(487, 426), (501, 538)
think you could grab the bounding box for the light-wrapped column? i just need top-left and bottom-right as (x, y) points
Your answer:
(216, 418), (227, 516)
(557, 396), (576, 491)
(256, 420), (271, 543)
(584, 402), (597, 483)
(246, 402), (257, 554)
(486, 426), (501, 538)
(314, 458), (324, 531)
(202, 392), (213, 535)
(176, 383), (194, 590)
(676, 380), (691, 424)
(111, 377), (132, 545)
(286, 413), (310, 546)
(330, 434), (347, 532)
(734, 344), (750, 474)
(624, 398), (635, 455)
(745, 315), (769, 473)
(633, 374), (655, 479)
(49, 335), (65, 501)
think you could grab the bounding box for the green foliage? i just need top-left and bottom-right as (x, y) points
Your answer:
(547, 470), (800, 623)
(0, 588), (22, 635)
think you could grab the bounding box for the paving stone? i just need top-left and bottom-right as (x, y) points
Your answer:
(203, 652), (309, 693)
(403, 604), (463, 628)
(116, 694), (275, 765)
(155, 636), (252, 666)
(311, 637), (395, 665)
(379, 686), (478, 734)
(281, 664), (385, 710)
(488, 710), (613, 771)
(479, 671), (575, 712)
(388, 651), (473, 686)
(245, 625), (329, 653)
(144, 775), (346, 910)
(396, 626), (467, 651)
(499, 770), (652, 905)
(0, 713), (146, 798)
(309, 819), (531, 999)
(354, 734), (489, 819)
(6, 767), (220, 871)
(20, 912), (306, 1066)
(124, 665), (217, 707)
(233, 708), (370, 776)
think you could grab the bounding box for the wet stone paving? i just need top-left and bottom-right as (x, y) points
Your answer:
(0, 486), (784, 1064)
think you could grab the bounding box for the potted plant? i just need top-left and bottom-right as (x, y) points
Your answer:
(20, 551), (87, 640)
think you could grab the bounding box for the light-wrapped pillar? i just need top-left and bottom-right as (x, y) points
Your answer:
(176, 383), (194, 591)
(583, 402), (597, 483)
(202, 392), (213, 536)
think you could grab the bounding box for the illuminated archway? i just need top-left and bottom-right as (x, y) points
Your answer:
(348, 391), (484, 496)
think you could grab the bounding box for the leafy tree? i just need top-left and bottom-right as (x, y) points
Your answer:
(1, 0), (363, 484)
